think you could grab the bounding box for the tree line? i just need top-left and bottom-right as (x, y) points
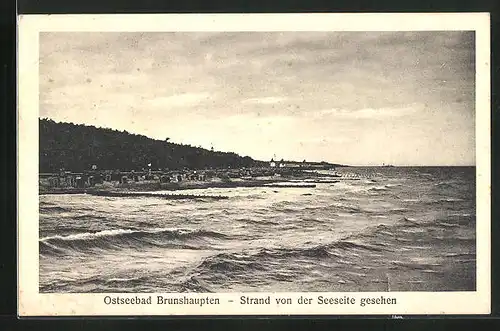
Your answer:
(39, 118), (265, 172)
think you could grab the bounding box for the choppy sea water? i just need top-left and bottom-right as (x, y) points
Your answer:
(39, 167), (476, 293)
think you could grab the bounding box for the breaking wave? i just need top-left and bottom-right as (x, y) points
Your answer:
(40, 228), (229, 255)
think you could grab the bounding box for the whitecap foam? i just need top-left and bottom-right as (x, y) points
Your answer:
(41, 229), (138, 241)
(40, 227), (198, 242)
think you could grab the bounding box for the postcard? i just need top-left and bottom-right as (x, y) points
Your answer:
(17, 13), (491, 316)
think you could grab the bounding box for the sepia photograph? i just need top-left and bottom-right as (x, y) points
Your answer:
(18, 13), (490, 316)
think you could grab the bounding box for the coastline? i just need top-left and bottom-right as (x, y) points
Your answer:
(38, 169), (346, 195)
(39, 177), (323, 196)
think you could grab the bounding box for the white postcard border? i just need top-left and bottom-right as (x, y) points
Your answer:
(17, 13), (491, 316)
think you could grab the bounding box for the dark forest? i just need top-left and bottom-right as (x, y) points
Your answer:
(39, 118), (265, 172)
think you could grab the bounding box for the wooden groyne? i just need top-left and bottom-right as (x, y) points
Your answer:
(86, 190), (229, 200)
(299, 180), (340, 184)
(263, 184), (317, 188)
(39, 189), (87, 195)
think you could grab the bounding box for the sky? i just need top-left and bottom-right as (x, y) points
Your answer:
(39, 31), (475, 166)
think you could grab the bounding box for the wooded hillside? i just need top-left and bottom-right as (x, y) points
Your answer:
(39, 119), (264, 172)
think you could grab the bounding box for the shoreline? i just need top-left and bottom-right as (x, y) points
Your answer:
(39, 177), (326, 195)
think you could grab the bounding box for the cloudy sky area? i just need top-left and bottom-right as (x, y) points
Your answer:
(40, 32), (475, 166)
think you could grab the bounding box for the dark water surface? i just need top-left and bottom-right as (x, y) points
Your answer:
(39, 167), (476, 293)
